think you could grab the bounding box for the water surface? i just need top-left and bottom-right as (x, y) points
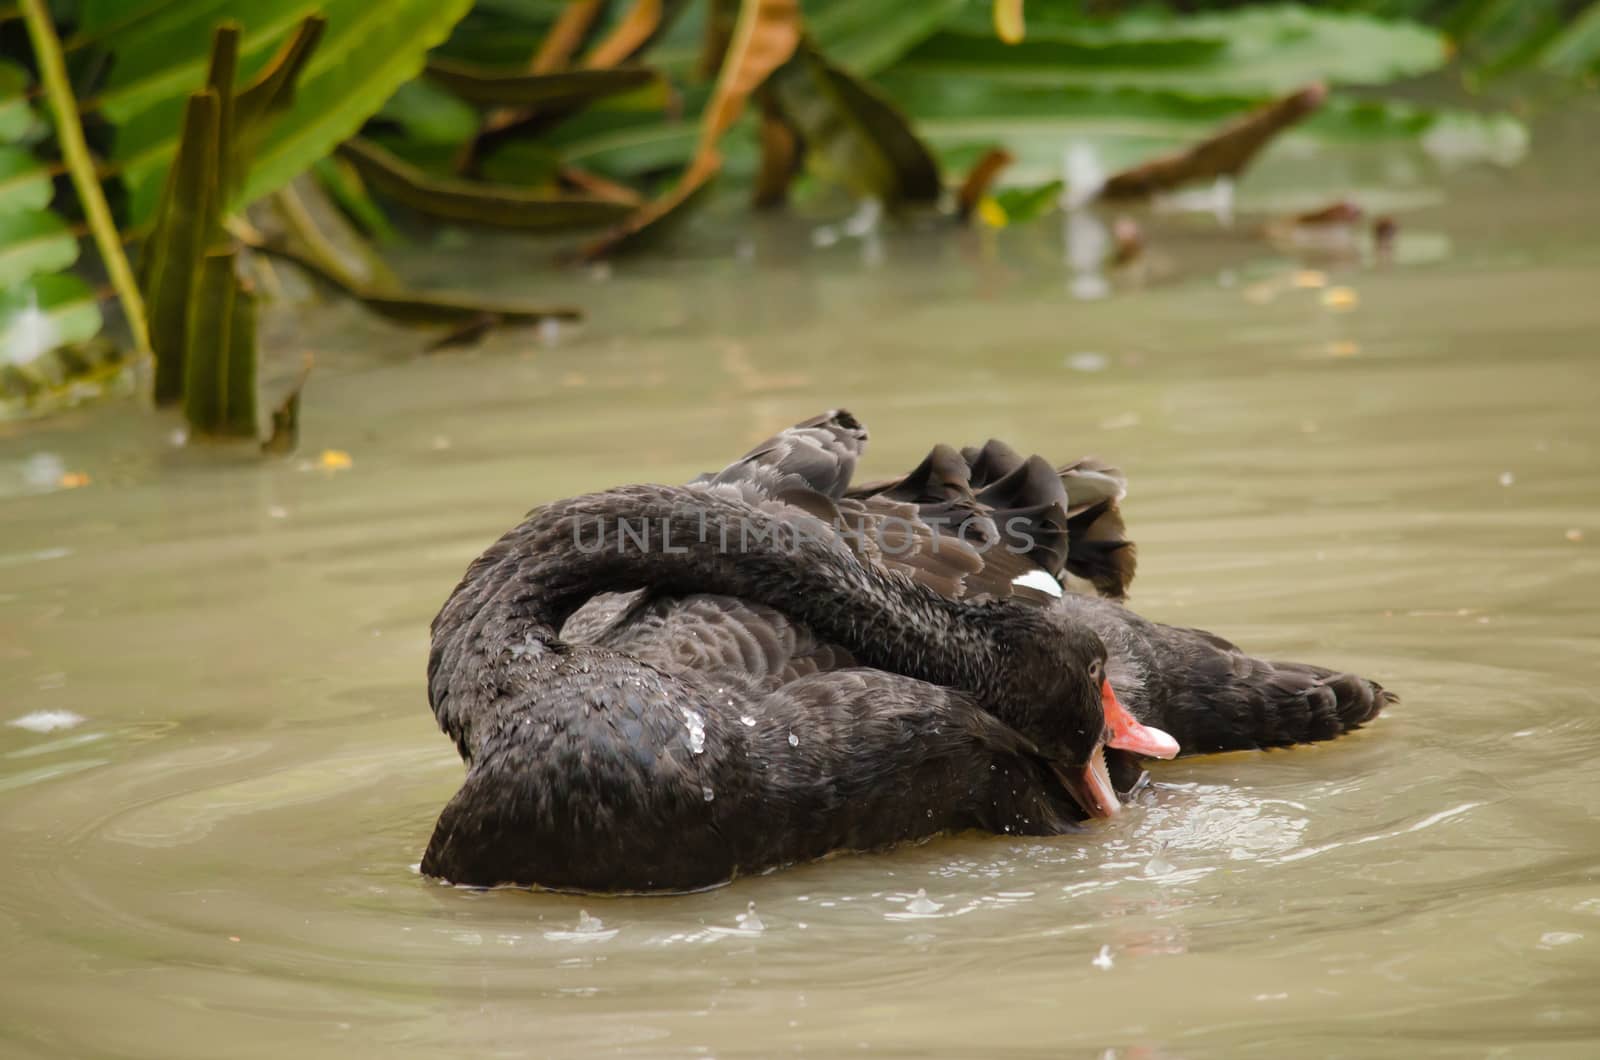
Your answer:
(2, 118), (1599, 1058)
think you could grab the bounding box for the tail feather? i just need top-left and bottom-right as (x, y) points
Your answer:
(1061, 595), (1393, 755)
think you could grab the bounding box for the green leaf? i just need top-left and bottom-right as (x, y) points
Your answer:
(896, 6), (1448, 95)
(0, 273), (103, 369)
(992, 180), (1063, 224)
(376, 79), (481, 146)
(1537, 1), (1600, 76)
(0, 60), (37, 141)
(182, 245), (258, 438)
(768, 43), (942, 206)
(0, 147), (56, 214)
(875, 75), (1525, 187)
(804, 0), (967, 75)
(0, 209), (79, 288)
(423, 60), (659, 109)
(140, 87), (222, 405)
(99, 0), (476, 226)
(339, 137), (635, 230)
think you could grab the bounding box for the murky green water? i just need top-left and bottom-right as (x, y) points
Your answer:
(3, 114), (1599, 1057)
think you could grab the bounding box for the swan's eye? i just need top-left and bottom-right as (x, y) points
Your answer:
(1088, 659), (1102, 682)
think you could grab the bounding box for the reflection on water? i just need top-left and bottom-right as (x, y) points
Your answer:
(2, 119), (1599, 1058)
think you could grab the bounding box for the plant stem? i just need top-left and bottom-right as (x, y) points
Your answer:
(19, 0), (152, 360)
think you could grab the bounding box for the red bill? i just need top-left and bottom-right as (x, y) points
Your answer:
(1101, 679), (1179, 760)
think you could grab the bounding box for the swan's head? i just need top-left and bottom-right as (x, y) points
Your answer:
(990, 609), (1178, 819)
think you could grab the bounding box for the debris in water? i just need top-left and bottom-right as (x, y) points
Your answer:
(1565, 528), (1583, 542)
(1295, 201), (1363, 227)
(1373, 215), (1399, 257)
(58, 471), (90, 489)
(1065, 352), (1109, 373)
(543, 910), (619, 943)
(1144, 853), (1175, 877)
(538, 318), (562, 346)
(1325, 340), (1360, 358)
(8, 710), (85, 733)
(1092, 945), (1114, 970)
(306, 449), (352, 472)
(1321, 286), (1359, 310)
(737, 902), (765, 933)
(681, 708), (706, 753)
(1498, 471), (1515, 487)
(843, 199), (882, 238)
(267, 505), (289, 519)
(1291, 270), (1328, 289)
(740, 715), (757, 727)
(787, 732), (800, 747)
(1109, 217), (1142, 267)
(905, 889), (942, 915)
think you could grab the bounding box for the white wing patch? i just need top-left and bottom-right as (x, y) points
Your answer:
(1010, 569), (1065, 598)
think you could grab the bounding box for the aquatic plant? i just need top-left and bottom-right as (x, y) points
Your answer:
(1, 0), (1590, 441)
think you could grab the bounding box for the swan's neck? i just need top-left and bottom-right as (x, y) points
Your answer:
(434, 484), (1001, 705)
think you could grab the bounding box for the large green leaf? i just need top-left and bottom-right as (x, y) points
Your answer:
(804, 0), (967, 75)
(876, 73), (1526, 185)
(896, 5), (1449, 95)
(93, 0), (475, 225)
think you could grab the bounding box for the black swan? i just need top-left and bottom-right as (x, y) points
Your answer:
(423, 411), (1391, 892)
(424, 484), (1160, 892)
(567, 411), (1391, 784)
